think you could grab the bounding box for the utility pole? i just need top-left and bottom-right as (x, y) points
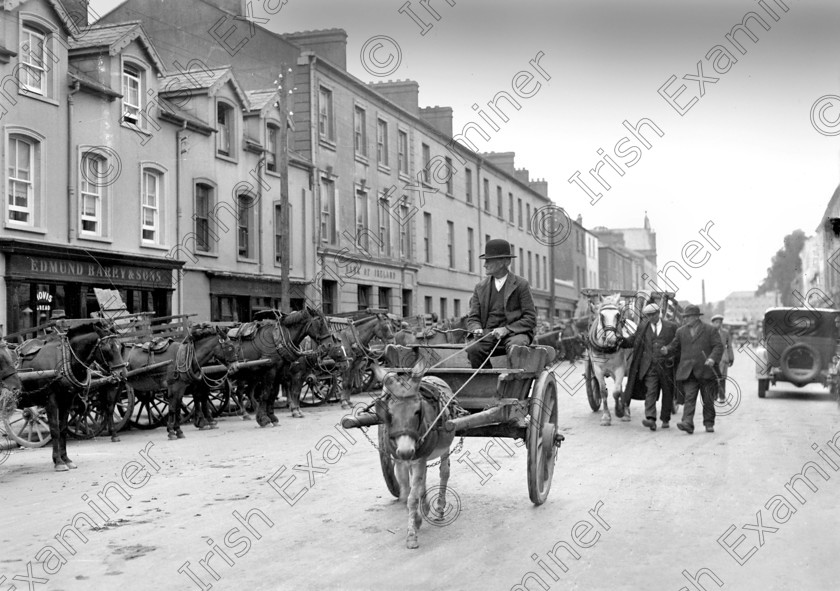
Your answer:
(548, 208), (556, 323)
(277, 66), (293, 312)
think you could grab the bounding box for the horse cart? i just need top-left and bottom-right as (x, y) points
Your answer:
(579, 289), (682, 413)
(341, 341), (563, 506)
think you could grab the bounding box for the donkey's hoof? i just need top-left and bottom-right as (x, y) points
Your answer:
(600, 418), (612, 426)
(111, 436), (121, 443)
(269, 414), (280, 423)
(406, 536), (419, 550)
(177, 431), (186, 439)
(54, 464), (69, 472)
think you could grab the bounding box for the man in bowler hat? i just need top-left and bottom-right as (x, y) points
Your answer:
(467, 239), (536, 369)
(620, 302), (679, 430)
(661, 304), (723, 434)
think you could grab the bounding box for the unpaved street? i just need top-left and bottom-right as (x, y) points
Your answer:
(2, 354), (839, 591)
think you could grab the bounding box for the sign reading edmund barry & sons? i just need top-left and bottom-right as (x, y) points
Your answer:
(7, 255), (173, 289)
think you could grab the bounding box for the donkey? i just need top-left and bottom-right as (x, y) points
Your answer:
(587, 294), (636, 426)
(372, 363), (455, 549)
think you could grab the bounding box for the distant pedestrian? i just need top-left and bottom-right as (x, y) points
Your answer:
(711, 314), (734, 402)
(661, 304), (723, 434)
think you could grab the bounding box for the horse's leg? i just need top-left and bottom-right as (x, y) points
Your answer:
(268, 372), (283, 423)
(46, 392), (67, 471)
(434, 452), (451, 521)
(288, 369), (304, 419)
(616, 364), (630, 422)
(105, 385), (120, 442)
(396, 460), (410, 503)
(57, 394), (76, 469)
(254, 371), (272, 427)
(406, 461), (424, 549)
(167, 383), (184, 439)
(597, 368), (611, 426)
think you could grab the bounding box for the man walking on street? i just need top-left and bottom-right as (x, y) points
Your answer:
(711, 314), (734, 402)
(620, 302), (678, 431)
(661, 305), (723, 434)
(467, 239), (536, 369)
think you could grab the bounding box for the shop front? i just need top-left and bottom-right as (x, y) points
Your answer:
(319, 255), (417, 316)
(1, 240), (182, 335)
(206, 272), (309, 322)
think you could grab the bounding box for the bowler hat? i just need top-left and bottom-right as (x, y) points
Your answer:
(682, 305), (703, 317)
(711, 314), (724, 322)
(480, 238), (516, 260)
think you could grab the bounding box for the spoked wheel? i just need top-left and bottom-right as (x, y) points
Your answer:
(129, 390), (169, 429)
(378, 423), (401, 498)
(584, 358), (601, 412)
(205, 381), (231, 418)
(299, 373), (328, 407)
(111, 384), (136, 432)
(67, 396), (100, 439)
(2, 406), (51, 448)
(527, 371), (559, 505)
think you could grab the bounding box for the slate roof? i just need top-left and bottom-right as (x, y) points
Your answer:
(68, 21), (165, 73)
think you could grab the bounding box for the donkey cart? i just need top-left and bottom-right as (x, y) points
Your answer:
(342, 341), (564, 506)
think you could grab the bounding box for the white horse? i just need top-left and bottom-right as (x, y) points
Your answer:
(587, 295), (636, 426)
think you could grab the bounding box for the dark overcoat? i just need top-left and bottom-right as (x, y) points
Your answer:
(663, 321), (724, 381)
(621, 317), (678, 405)
(466, 273), (536, 339)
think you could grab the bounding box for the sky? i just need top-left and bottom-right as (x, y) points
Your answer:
(90, 0), (840, 303)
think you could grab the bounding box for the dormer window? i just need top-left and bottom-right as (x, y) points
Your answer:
(20, 27), (46, 95)
(217, 102), (233, 157)
(266, 124), (279, 172)
(122, 65), (141, 124)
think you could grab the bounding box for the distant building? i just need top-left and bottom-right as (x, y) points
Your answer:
(818, 183), (840, 306)
(724, 291), (779, 322)
(552, 213), (599, 316)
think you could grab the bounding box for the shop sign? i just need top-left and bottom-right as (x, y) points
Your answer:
(8, 256), (172, 289)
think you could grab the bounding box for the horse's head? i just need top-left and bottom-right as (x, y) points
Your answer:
(191, 323), (236, 366)
(304, 305), (332, 344)
(374, 313), (395, 343)
(590, 295), (624, 349)
(374, 362), (425, 461)
(0, 340), (23, 393)
(90, 323), (128, 379)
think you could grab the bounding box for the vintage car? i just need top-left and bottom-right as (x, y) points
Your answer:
(754, 307), (840, 398)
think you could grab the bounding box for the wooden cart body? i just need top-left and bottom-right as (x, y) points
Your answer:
(344, 342), (562, 505)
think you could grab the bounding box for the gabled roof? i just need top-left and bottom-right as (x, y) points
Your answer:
(68, 21), (165, 74)
(244, 89), (294, 129)
(9, 0), (83, 36)
(159, 67), (248, 108)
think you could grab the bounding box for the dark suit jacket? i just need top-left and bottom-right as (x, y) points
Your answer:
(718, 328), (734, 364)
(663, 321), (723, 381)
(467, 273), (536, 338)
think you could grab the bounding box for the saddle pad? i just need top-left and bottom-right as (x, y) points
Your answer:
(17, 338), (46, 358)
(139, 337), (173, 354)
(229, 322), (258, 340)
